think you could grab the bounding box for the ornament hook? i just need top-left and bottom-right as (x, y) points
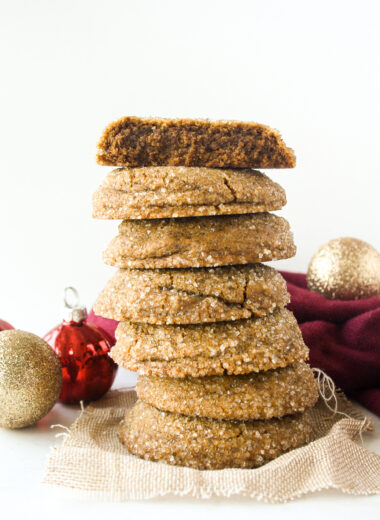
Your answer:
(64, 287), (80, 310)
(63, 287), (87, 322)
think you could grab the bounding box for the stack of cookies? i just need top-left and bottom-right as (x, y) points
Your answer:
(93, 117), (318, 470)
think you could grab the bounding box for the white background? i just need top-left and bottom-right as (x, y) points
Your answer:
(0, 0), (379, 517)
(1, 0), (380, 334)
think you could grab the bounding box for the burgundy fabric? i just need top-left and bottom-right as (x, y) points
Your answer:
(87, 310), (118, 346)
(281, 271), (380, 416)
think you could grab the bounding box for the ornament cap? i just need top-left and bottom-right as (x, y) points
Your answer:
(63, 286), (88, 323)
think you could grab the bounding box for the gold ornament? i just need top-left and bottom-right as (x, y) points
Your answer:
(0, 330), (62, 428)
(307, 237), (380, 300)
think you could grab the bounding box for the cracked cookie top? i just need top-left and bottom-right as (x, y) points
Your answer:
(111, 308), (309, 377)
(103, 213), (296, 269)
(93, 263), (290, 324)
(136, 362), (318, 420)
(92, 167), (286, 219)
(96, 116), (296, 169)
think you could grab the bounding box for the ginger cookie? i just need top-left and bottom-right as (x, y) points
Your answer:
(118, 400), (315, 470)
(93, 264), (290, 324)
(92, 167), (286, 220)
(111, 309), (309, 377)
(97, 116), (296, 169)
(103, 213), (296, 269)
(136, 362), (318, 420)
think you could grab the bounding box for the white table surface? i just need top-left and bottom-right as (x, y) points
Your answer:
(1, 367), (379, 520)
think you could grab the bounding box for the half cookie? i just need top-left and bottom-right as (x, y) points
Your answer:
(92, 167), (286, 219)
(93, 264), (290, 324)
(97, 116), (296, 169)
(111, 309), (309, 377)
(136, 362), (318, 420)
(103, 213), (296, 269)
(119, 400), (314, 470)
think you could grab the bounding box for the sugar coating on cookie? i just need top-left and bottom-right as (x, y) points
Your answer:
(136, 362), (318, 420)
(97, 116), (296, 169)
(111, 309), (308, 377)
(93, 264), (290, 324)
(92, 167), (286, 219)
(119, 400), (315, 469)
(103, 213), (296, 269)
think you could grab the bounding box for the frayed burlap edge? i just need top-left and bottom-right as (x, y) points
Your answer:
(43, 388), (380, 503)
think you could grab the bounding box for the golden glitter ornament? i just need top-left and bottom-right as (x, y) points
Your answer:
(0, 330), (62, 428)
(307, 237), (380, 300)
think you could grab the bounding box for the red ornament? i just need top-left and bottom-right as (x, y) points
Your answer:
(0, 319), (14, 331)
(43, 287), (117, 404)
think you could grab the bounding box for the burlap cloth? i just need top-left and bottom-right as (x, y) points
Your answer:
(43, 388), (380, 502)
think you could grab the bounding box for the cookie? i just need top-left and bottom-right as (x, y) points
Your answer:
(111, 309), (309, 377)
(92, 167), (286, 220)
(118, 400), (315, 469)
(97, 117), (296, 169)
(93, 264), (290, 324)
(103, 213), (296, 269)
(136, 362), (318, 420)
